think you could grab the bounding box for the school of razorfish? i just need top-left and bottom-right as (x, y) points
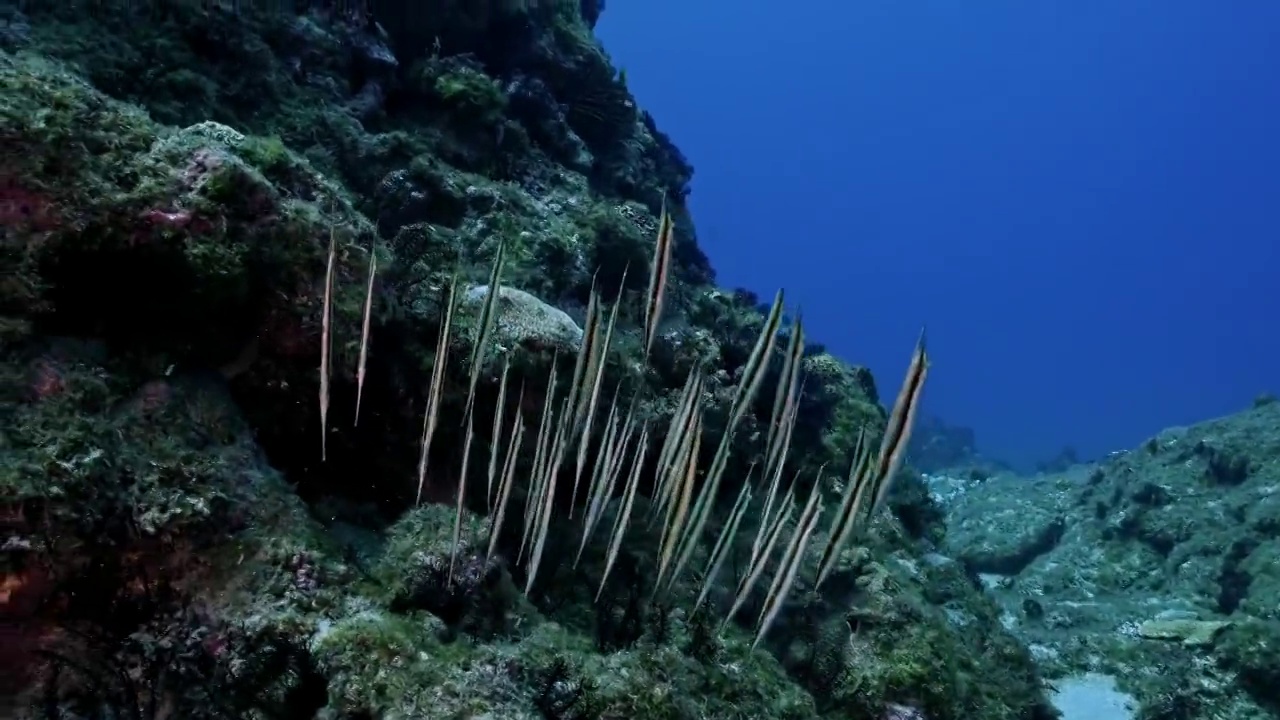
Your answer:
(316, 199), (928, 649)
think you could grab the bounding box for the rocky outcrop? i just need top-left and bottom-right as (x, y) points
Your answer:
(937, 401), (1280, 720)
(0, 3), (1055, 719)
(463, 284), (584, 355)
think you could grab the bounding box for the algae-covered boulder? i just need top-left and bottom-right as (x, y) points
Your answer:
(802, 351), (887, 468)
(0, 337), (350, 716)
(463, 284), (584, 355)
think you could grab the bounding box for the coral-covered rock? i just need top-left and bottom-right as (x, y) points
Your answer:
(465, 284), (584, 356)
(0, 3), (1056, 718)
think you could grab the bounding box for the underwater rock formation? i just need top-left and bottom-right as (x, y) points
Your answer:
(941, 400), (1280, 720)
(1, 2), (1054, 719)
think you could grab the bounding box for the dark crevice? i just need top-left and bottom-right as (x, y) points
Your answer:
(1217, 538), (1256, 614)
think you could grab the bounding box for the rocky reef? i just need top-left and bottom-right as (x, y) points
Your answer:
(1, 2), (1055, 718)
(935, 398), (1280, 720)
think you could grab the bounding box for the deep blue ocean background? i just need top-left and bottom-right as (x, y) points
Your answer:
(597, 1), (1280, 471)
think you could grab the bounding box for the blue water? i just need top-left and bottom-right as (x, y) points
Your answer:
(598, 1), (1280, 469)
